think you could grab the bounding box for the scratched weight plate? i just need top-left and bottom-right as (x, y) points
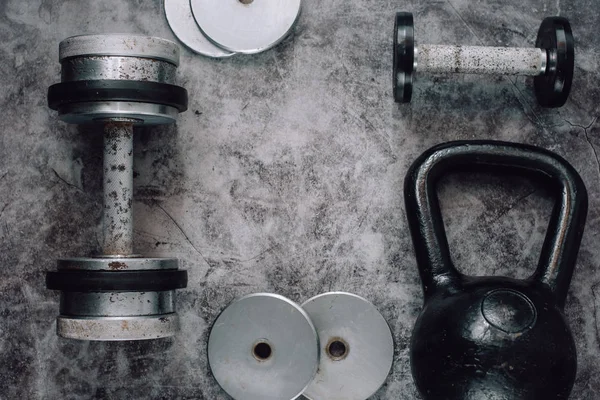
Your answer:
(208, 293), (319, 400)
(164, 0), (235, 58)
(190, 0), (301, 54)
(302, 292), (394, 400)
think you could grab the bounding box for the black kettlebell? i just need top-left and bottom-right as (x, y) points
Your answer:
(404, 141), (588, 400)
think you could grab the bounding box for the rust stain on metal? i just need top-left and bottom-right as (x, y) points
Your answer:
(108, 261), (128, 270)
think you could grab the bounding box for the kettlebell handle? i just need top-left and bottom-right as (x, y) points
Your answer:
(404, 141), (588, 307)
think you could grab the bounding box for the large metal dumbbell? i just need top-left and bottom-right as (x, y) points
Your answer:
(46, 34), (189, 341)
(394, 12), (574, 107)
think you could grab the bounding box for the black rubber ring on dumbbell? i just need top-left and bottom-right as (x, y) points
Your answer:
(46, 269), (188, 292)
(394, 12), (415, 103)
(47, 80), (189, 112)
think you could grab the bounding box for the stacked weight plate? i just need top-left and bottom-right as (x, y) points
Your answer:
(164, 0), (301, 57)
(207, 292), (394, 400)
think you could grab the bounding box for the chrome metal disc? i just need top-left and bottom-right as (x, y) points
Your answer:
(60, 56), (177, 83)
(60, 291), (175, 316)
(59, 34), (180, 66)
(208, 293), (319, 400)
(57, 257), (179, 271)
(57, 314), (179, 341)
(56, 101), (178, 125)
(164, 0), (235, 58)
(302, 292), (394, 400)
(190, 0), (301, 54)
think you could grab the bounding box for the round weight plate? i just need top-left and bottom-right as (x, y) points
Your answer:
(57, 314), (179, 341)
(46, 269), (188, 292)
(60, 291), (175, 317)
(56, 101), (179, 125)
(164, 0), (235, 58)
(190, 0), (301, 54)
(302, 292), (394, 400)
(208, 293), (319, 400)
(534, 17), (574, 108)
(48, 80), (188, 112)
(57, 257), (179, 271)
(59, 34), (180, 66)
(61, 56), (177, 83)
(393, 12), (415, 103)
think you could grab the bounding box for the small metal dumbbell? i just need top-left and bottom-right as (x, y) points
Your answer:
(45, 34), (189, 341)
(393, 12), (574, 108)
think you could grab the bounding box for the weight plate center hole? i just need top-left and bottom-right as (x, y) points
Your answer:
(252, 340), (273, 361)
(326, 337), (349, 361)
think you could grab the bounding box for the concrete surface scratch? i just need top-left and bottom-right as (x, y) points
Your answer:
(565, 117), (599, 180)
(154, 201), (210, 267)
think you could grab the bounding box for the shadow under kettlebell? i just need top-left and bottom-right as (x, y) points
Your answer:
(404, 141), (588, 400)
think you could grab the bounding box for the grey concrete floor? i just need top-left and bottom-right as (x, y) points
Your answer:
(1, 0), (599, 399)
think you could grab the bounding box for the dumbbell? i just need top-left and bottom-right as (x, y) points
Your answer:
(393, 12), (574, 107)
(45, 34), (189, 341)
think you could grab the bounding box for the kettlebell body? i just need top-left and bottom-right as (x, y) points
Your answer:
(412, 277), (576, 399)
(405, 141), (588, 400)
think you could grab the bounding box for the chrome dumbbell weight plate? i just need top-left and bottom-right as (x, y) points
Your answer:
(393, 12), (575, 107)
(190, 0), (302, 54)
(58, 34), (181, 63)
(164, 0), (235, 58)
(302, 292), (394, 400)
(208, 293), (319, 400)
(55, 315), (180, 341)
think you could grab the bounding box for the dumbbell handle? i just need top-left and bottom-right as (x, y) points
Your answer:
(103, 121), (134, 256)
(416, 44), (547, 76)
